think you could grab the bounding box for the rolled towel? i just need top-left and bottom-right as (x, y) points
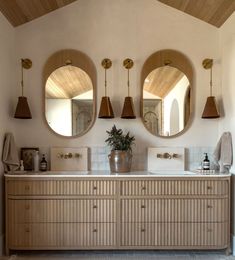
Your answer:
(2, 133), (20, 172)
(213, 132), (233, 173)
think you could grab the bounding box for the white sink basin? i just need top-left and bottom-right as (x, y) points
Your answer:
(40, 171), (90, 175)
(148, 170), (197, 176)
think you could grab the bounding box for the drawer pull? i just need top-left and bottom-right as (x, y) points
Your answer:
(93, 186), (97, 190)
(141, 229), (145, 232)
(207, 186), (212, 190)
(141, 186), (146, 191)
(93, 205), (97, 209)
(207, 205), (213, 209)
(93, 229), (97, 232)
(207, 228), (213, 232)
(141, 205), (146, 209)
(25, 205), (30, 210)
(25, 228), (30, 233)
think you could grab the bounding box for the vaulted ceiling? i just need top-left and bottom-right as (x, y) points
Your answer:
(0, 0), (234, 27)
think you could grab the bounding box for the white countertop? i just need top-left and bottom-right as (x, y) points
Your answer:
(4, 170), (231, 178)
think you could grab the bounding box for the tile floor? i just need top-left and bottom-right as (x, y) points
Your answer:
(1, 251), (235, 260)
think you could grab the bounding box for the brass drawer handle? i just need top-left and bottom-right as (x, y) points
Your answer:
(141, 186), (146, 191)
(207, 186), (212, 190)
(207, 205), (213, 209)
(141, 229), (145, 232)
(141, 205), (146, 209)
(93, 229), (97, 232)
(93, 205), (97, 209)
(25, 228), (30, 233)
(93, 186), (97, 190)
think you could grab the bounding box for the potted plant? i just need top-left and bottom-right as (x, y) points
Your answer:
(105, 125), (135, 173)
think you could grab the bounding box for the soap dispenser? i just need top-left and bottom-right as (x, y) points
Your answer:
(203, 153), (210, 170)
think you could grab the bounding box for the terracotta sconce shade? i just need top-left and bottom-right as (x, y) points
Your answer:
(98, 96), (114, 118)
(201, 96), (220, 119)
(14, 96), (32, 119)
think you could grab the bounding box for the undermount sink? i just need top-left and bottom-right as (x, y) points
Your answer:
(148, 170), (197, 176)
(40, 171), (90, 175)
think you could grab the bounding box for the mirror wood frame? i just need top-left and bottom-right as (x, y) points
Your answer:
(140, 49), (194, 138)
(43, 49), (97, 138)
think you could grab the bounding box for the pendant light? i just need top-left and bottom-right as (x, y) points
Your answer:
(201, 58), (220, 119)
(14, 59), (32, 119)
(98, 58), (114, 118)
(121, 58), (136, 119)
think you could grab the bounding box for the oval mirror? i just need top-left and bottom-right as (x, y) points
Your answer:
(141, 50), (193, 137)
(43, 50), (96, 137)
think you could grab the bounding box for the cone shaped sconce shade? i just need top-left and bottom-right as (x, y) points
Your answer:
(14, 59), (32, 119)
(98, 58), (114, 118)
(201, 58), (220, 119)
(202, 96), (220, 118)
(121, 58), (136, 119)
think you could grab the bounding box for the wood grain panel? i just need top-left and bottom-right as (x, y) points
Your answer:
(7, 180), (116, 196)
(0, 0), (77, 27)
(158, 0), (235, 27)
(120, 180), (229, 196)
(9, 199), (116, 223)
(121, 198), (228, 223)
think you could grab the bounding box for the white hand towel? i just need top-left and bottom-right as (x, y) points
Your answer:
(2, 133), (19, 172)
(213, 132), (233, 173)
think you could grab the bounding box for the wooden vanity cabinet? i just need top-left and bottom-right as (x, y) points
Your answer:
(5, 176), (231, 255)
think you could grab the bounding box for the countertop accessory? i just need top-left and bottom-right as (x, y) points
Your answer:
(201, 58), (220, 118)
(20, 147), (39, 171)
(106, 125), (135, 173)
(98, 58), (114, 118)
(14, 58), (32, 119)
(121, 58), (136, 119)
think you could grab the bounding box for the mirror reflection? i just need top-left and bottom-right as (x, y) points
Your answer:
(45, 65), (94, 137)
(143, 66), (190, 137)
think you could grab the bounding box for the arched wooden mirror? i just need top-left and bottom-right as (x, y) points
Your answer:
(141, 49), (193, 137)
(43, 49), (96, 137)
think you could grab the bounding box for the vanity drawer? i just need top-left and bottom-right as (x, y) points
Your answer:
(154, 222), (228, 247)
(7, 180), (116, 196)
(121, 198), (228, 222)
(9, 199), (116, 223)
(9, 223), (116, 248)
(120, 180), (229, 196)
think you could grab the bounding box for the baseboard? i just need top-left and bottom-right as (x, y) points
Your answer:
(0, 233), (3, 256)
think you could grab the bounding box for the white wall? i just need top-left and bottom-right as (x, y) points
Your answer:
(0, 12), (16, 255)
(12, 0), (220, 154)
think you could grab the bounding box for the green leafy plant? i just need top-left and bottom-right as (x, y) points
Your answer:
(105, 125), (135, 151)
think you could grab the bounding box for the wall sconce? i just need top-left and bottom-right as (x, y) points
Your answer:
(121, 58), (136, 119)
(14, 58), (32, 119)
(98, 58), (114, 118)
(201, 58), (220, 119)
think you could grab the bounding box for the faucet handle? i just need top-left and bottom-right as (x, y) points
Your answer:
(172, 153), (180, 158)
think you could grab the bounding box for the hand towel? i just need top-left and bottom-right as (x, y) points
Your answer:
(213, 132), (233, 173)
(2, 133), (20, 172)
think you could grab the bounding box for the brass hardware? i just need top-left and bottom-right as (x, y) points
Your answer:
(141, 229), (145, 232)
(141, 186), (146, 191)
(141, 205), (146, 209)
(172, 153), (179, 158)
(164, 60), (172, 66)
(75, 153), (80, 158)
(57, 153), (64, 158)
(201, 58), (220, 118)
(207, 186), (212, 190)
(25, 204), (30, 210)
(93, 186), (97, 190)
(14, 58), (32, 119)
(157, 153), (178, 159)
(93, 229), (97, 232)
(121, 58), (136, 119)
(65, 59), (72, 65)
(99, 58), (114, 118)
(93, 205), (97, 209)
(207, 205), (213, 209)
(25, 228), (30, 233)
(64, 153), (73, 159)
